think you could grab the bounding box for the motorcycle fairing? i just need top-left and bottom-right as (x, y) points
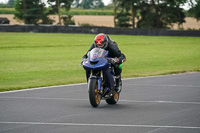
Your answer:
(83, 48), (114, 90)
(83, 48), (109, 71)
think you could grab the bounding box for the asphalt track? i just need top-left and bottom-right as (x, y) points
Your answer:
(0, 73), (200, 133)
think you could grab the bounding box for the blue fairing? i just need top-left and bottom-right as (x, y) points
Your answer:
(83, 48), (110, 71)
(83, 48), (114, 90)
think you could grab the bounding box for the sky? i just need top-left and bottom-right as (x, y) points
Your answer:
(103, 0), (112, 5)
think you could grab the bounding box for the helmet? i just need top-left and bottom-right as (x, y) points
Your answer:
(94, 33), (108, 48)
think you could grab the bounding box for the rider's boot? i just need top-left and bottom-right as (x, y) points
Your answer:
(105, 88), (114, 98)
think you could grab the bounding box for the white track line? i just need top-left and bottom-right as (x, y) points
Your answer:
(123, 84), (200, 88)
(0, 96), (200, 105)
(0, 73), (199, 94)
(122, 73), (197, 80)
(0, 122), (199, 129)
(0, 83), (87, 94)
(0, 97), (88, 101)
(120, 100), (200, 105)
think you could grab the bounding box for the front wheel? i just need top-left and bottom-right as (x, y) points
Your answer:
(89, 78), (101, 107)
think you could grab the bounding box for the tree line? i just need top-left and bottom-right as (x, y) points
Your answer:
(113, 0), (200, 29)
(10, 0), (106, 25)
(2, 0), (200, 29)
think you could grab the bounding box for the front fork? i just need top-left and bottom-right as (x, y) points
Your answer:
(98, 71), (103, 92)
(89, 70), (104, 93)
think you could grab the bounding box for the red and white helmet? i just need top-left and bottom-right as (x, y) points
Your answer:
(94, 33), (108, 48)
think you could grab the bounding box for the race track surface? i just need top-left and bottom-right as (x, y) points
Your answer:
(0, 73), (200, 133)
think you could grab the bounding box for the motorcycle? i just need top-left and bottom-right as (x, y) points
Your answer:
(82, 48), (122, 107)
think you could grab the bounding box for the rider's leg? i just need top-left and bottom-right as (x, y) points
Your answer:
(114, 64), (122, 88)
(86, 70), (90, 82)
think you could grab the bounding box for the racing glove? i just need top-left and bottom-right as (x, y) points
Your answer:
(107, 57), (119, 65)
(81, 58), (87, 65)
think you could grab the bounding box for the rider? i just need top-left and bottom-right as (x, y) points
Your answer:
(82, 33), (126, 95)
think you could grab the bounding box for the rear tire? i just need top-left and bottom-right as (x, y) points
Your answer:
(89, 78), (101, 107)
(118, 78), (122, 93)
(105, 78), (122, 105)
(105, 91), (119, 104)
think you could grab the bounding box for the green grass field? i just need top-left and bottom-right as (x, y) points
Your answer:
(0, 8), (114, 15)
(0, 33), (200, 92)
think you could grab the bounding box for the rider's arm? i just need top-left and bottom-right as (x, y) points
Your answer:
(108, 41), (126, 64)
(118, 53), (126, 63)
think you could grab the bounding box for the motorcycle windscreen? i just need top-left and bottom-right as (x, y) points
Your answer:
(90, 48), (105, 61)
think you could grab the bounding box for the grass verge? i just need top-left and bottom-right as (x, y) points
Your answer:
(0, 8), (114, 15)
(0, 33), (200, 92)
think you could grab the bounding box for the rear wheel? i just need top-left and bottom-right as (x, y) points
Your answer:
(105, 91), (119, 104)
(106, 78), (122, 104)
(89, 78), (101, 107)
(117, 78), (122, 93)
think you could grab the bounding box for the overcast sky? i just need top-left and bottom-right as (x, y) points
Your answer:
(103, 0), (112, 5)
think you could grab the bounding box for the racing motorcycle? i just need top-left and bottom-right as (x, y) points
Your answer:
(82, 48), (122, 107)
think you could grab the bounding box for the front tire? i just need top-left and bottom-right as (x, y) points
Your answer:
(89, 78), (101, 107)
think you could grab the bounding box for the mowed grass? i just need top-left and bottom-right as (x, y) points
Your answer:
(0, 8), (114, 15)
(0, 33), (200, 92)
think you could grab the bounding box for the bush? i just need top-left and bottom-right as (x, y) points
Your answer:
(62, 10), (113, 16)
(62, 15), (75, 25)
(78, 23), (96, 26)
(0, 4), (12, 8)
(0, 9), (15, 14)
(0, 8), (114, 16)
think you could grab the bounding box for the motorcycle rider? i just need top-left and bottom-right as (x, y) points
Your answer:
(82, 33), (126, 96)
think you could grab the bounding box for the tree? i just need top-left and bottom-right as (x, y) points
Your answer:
(80, 0), (93, 9)
(7, 0), (15, 7)
(14, 0), (53, 25)
(80, 0), (104, 9)
(113, 0), (188, 29)
(48, 0), (74, 25)
(112, 0), (122, 27)
(120, 0), (139, 28)
(188, 0), (200, 21)
(116, 7), (131, 28)
(112, 0), (141, 28)
(93, 0), (104, 8)
(104, 3), (114, 10)
(133, 0), (186, 29)
(62, 14), (75, 25)
(72, 0), (80, 8)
